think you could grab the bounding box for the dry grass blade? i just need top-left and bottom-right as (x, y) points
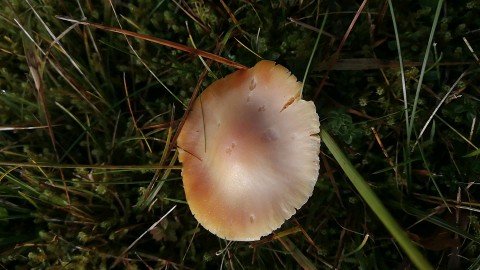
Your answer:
(55, 16), (247, 70)
(313, 0), (367, 99)
(0, 161), (180, 170)
(220, 0), (239, 26)
(123, 73), (152, 154)
(19, 25), (70, 203)
(172, 0), (210, 33)
(371, 127), (399, 177)
(412, 70), (470, 151)
(108, 0), (187, 108)
(0, 125), (53, 131)
(277, 237), (319, 270)
(22, 39), (56, 154)
(24, 1), (105, 102)
(316, 58), (474, 70)
(463, 37), (480, 63)
(112, 205), (177, 268)
(288, 16), (336, 40)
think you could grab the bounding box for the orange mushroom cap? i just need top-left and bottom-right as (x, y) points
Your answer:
(177, 60), (320, 241)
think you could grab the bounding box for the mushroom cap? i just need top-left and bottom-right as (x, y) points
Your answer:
(177, 60), (320, 241)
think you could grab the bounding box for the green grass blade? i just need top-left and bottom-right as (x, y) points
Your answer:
(400, 202), (480, 244)
(407, 0), (444, 147)
(320, 129), (433, 270)
(301, 11), (328, 99)
(387, 0), (409, 139)
(468, 254), (480, 270)
(464, 148), (480, 158)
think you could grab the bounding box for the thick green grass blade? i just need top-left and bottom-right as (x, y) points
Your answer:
(320, 129), (433, 270)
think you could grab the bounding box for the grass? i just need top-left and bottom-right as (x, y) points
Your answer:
(1, 0), (480, 269)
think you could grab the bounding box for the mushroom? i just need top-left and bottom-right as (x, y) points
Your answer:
(177, 60), (320, 241)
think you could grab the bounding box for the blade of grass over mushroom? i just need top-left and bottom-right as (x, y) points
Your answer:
(170, 67), (211, 160)
(320, 129), (433, 270)
(407, 0), (444, 150)
(55, 16), (247, 70)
